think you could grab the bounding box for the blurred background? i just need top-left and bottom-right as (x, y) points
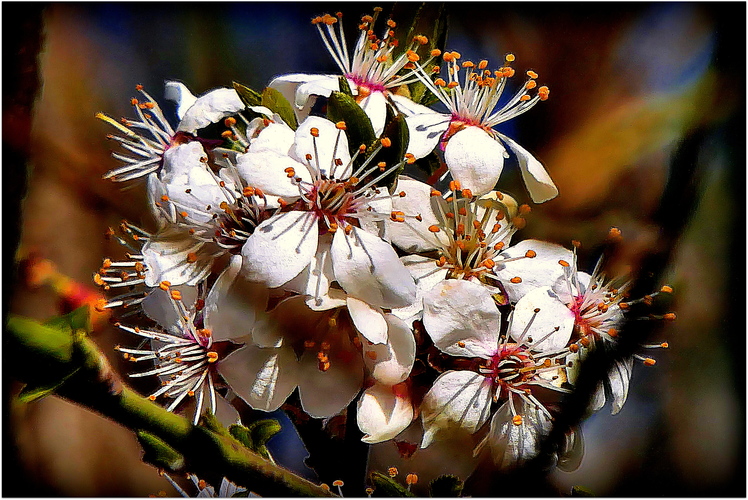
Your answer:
(3, 2), (744, 496)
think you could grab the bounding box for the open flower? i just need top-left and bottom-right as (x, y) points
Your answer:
(141, 141), (273, 287)
(270, 10), (434, 135)
(385, 176), (522, 322)
(219, 295), (416, 425)
(404, 52), (557, 202)
(419, 279), (574, 469)
(237, 116), (416, 309)
(97, 82), (245, 182)
(114, 257), (268, 425)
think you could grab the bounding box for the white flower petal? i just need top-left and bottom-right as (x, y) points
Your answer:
(494, 240), (574, 303)
(159, 141), (207, 183)
(420, 370), (493, 448)
(236, 149), (309, 199)
(388, 177), (447, 253)
(284, 235), (335, 307)
(390, 94), (436, 117)
(508, 286), (574, 352)
(331, 226), (417, 309)
(360, 314), (416, 386)
(177, 87), (246, 134)
(422, 280), (500, 358)
(497, 133), (558, 203)
(347, 297), (388, 345)
(444, 126), (506, 196)
(358, 194), (391, 241)
(247, 120), (296, 155)
(404, 112), (450, 159)
(486, 399), (553, 469)
(204, 255), (269, 342)
(292, 116), (351, 179)
(220, 344), (299, 412)
(164, 81), (197, 120)
(357, 383), (413, 444)
(241, 211), (319, 288)
(358, 90), (388, 136)
(141, 229), (214, 287)
(557, 427), (585, 473)
(608, 356), (633, 415)
(140, 285), (197, 334)
(391, 255), (448, 323)
(297, 342), (364, 418)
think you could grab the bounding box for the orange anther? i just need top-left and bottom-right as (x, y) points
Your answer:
(608, 227), (622, 239)
(569, 343), (580, 353)
(159, 281), (171, 290)
(207, 351), (219, 363)
(366, 351), (378, 360)
(494, 241), (505, 251)
(406, 474), (418, 485)
(170, 290), (182, 301)
(643, 358), (656, 366)
(335, 121), (347, 130)
(380, 137), (392, 148)
(558, 260), (570, 267)
(661, 342), (669, 348)
(505, 53), (515, 62)
(434, 78), (446, 86)
(310, 127), (320, 137)
(660, 285), (673, 293)
(527, 70), (539, 79)
(428, 225), (441, 233)
(664, 312), (677, 321)
(187, 252), (198, 263)
(510, 277), (522, 284)
(431, 49), (442, 57)
(388, 467), (399, 478)
(607, 328), (618, 338)
(512, 415), (523, 425)
(333, 479), (345, 487)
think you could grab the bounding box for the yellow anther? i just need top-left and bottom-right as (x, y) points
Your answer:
(333, 479), (345, 487)
(207, 351), (219, 363)
(512, 415), (523, 425)
(388, 467), (399, 478)
(660, 285), (673, 293)
(505, 53), (515, 62)
(643, 358), (657, 366)
(661, 342), (670, 348)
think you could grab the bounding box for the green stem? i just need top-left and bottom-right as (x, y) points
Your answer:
(6, 315), (335, 497)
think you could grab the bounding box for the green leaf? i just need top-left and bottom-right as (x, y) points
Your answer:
(338, 76), (353, 96)
(17, 367), (81, 403)
(43, 305), (92, 335)
(327, 91), (377, 154)
(428, 475), (463, 497)
(233, 81), (262, 107)
(137, 430), (186, 471)
(369, 472), (415, 497)
(261, 87), (298, 130)
(367, 110), (409, 193)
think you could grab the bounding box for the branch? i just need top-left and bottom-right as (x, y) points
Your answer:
(6, 314), (335, 497)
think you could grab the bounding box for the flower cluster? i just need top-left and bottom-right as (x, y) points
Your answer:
(95, 8), (674, 481)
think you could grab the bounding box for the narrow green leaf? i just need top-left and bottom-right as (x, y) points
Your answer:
(233, 81), (262, 107)
(428, 475), (463, 497)
(370, 471), (415, 497)
(327, 91), (376, 154)
(261, 87), (298, 130)
(17, 366), (81, 403)
(137, 430), (186, 471)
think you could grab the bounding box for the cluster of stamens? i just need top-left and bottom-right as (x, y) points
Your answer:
(424, 180), (530, 282)
(284, 125), (412, 233)
(312, 10), (437, 96)
(414, 52), (549, 140)
(97, 85), (181, 182)
(114, 282), (220, 424)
